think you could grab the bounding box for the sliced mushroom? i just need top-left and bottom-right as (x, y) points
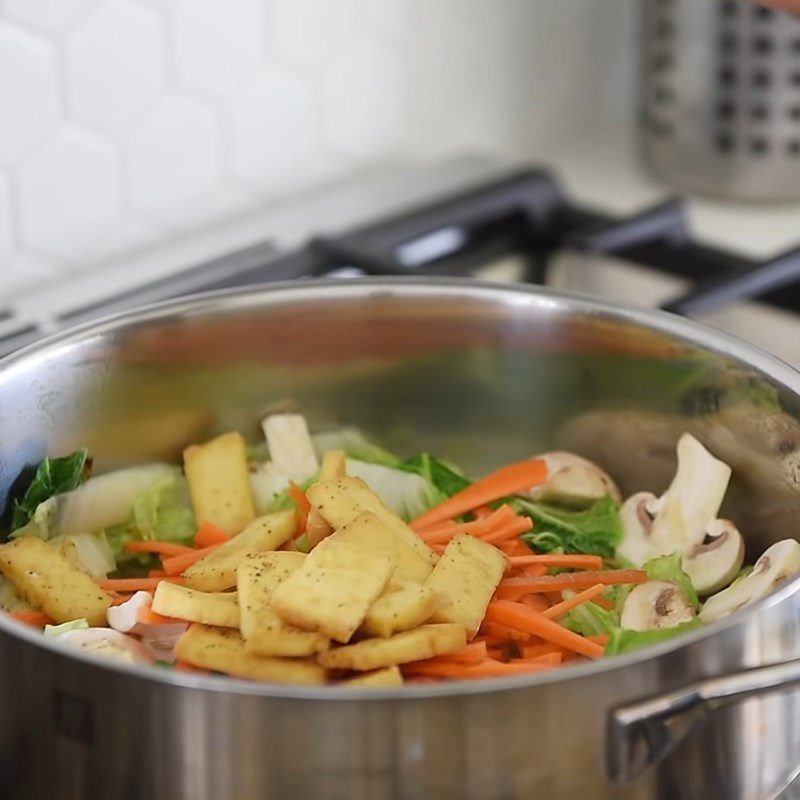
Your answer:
(618, 434), (733, 570)
(699, 538), (800, 623)
(650, 433), (732, 550)
(525, 452), (621, 508)
(681, 519), (745, 596)
(620, 580), (697, 631)
(617, 491), (661, 566)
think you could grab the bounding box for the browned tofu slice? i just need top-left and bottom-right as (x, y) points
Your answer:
(175, 624), (325, 685)
(237, 552), (328, 657)
(306, 477), (437, 570)
(183, 431), (255, 535)
(0, 536), (110, 625)
(425, 533), (506, 637)
(270, 535), (394, 643)
(318, 623), (466, 671)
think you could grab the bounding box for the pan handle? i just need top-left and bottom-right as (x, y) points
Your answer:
(607, 657), (800, 783)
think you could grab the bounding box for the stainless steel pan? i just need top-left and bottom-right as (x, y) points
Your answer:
(2, 279), (800, 800)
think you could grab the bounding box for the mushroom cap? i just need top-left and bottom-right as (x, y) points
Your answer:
(682, 519), (745, 596)
(700, 538), (800, 623)
(620, 580), (697, 631)
(525, 451), (621, 508)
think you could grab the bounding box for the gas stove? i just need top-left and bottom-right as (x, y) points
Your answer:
(3, 156), (800, 369)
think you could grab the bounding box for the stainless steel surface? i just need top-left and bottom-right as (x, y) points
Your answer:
(3, 279), (800, 799)
(641, 0), (800, 201)
(610, 657), (800, 785)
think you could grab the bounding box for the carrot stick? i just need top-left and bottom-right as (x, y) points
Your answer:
(519, 594), (551, 613)
(175, 659), (210, 674)
(410, 458), (548, 530)
(124, 541), (195, 557)
(484, 600), (605, 659)
(481, 516), (533, 544)
(541, 584), (606, 620)
(518, 564), (549, 578)
(495, 569), (647, 598)
(513, 651), (563, 666)
(520, 642), (562, 659)
(7, 610), (53, 626)
(418, 506), (515, 544)
(587, 634), (610, 647)
(472, 505), (495, 519)
(507, 554), (604, 570)
(409, 642), (488, 667)
(194, 523), (231, 548)
(149, 569), (167, 578)
(161, 545), (221, 575)
(110, 595), (130, 606)
(403, 657), (558, 679)
(98, 577), (184, 592)
(288, 482), (311, 529)
(138, 606), (182, 626)
(478, 620), (532, 642)
(505, 538), (535, 557)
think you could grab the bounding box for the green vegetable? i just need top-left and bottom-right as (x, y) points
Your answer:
(518, 496), (622, 559)
(398, 454), (471, 502)
(43, 618), (89, 638)
(294, 534), (310, 554)
(642, 552), (699, 607)
(605, 619), (703, 655)
(105, 473), (195, 564)
(561, 600), (618, 637)
(11, 449), (91, 531)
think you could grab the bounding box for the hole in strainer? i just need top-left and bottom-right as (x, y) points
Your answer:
(788, 140), (800, 157)
(715, 132), (736, 153)
(752, 36), (773, 56)
(750, 137), (769, 155)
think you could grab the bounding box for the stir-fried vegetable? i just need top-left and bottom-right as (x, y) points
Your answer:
(2, 417), (798, 686)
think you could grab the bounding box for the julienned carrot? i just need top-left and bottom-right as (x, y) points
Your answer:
(410, 458), (548, 530)
(519, 594), (551, 613)
(403, 657), (559, 679)
(479, 620), (532, 642)
(98, 577), (185, 592)
(409, 641), (488, 667)
(175, 659), (210, 674)
(587, 634), (610, 647)
(161, 545), (221, 575)
(481, 516), (533, 544)
(149, 569), (167, 578)
(507, 554), (604, 570)
(288, 482), (311, 529)
(138, 606), (182, 626)
(593, 596), (615, 611)
(418, 506), (515, 544)
(7, 610), (53, 626)
(541, 584), (606, 620)
(124, 541), (194, 557)
(521, 642), (562, 659)
(472, 505), (496, 519)
(484, 600), (605, 659)
(505, 538), (535, 557)
(194, 523), (231, 548)
(495, 569), (647, 598)
(518, 564), (548, 578)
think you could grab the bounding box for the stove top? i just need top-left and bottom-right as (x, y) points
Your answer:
(3, 157), (800, 363)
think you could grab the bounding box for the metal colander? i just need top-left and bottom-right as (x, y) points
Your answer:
(641, 0), (800, 201)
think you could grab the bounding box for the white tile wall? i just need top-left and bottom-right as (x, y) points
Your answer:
(0, 0), (638, 298)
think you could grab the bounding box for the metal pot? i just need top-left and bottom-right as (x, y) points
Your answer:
(3, 279), (800, 800)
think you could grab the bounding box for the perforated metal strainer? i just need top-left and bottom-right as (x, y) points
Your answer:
(641, 0), (800, 201)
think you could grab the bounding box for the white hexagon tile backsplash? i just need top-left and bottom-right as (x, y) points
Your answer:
(0, 0), (637, 298)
